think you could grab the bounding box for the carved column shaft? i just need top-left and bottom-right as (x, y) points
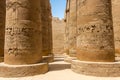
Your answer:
(77, 0), (115, 62)
(5, 0), (42, 64)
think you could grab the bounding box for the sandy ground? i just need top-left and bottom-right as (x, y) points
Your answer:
(0, 56), (120, 80)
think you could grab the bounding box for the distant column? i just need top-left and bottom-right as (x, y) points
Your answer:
(69, 0), (77, 57)
(112, 0), (120, 55)
(64, 0), (70, 55)
(77, 0), (115, 62)
(48, 0), (53, 55)
(5, 0), (42, 64)
(0, 0), (5, 61)
(40, 0), (53, 56)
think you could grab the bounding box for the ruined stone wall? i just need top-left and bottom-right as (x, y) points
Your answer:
(52, 17), (65, 54)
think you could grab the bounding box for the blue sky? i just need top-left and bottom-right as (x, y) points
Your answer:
(50, 0), (66, 19)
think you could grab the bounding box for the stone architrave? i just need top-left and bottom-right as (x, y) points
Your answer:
(77, 0), (115, 62)
(5, 0), (42, 65)
(69, 0), (77, 57)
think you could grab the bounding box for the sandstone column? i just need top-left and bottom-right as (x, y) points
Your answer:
(69, 0), (77, 57)
(64, 0), (70, 55)
(112, 0), (120, 55)
(48, 0), (53, 56)
(40, 0), (52, 56)
(77, 0), (115, 62)
(5, 0), (42, 64)
(0, 0), (5, 61)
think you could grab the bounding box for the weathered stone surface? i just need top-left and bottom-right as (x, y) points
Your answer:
(40, 0), (53, 56)
(52, 17), (65, 54)
(112, 0), (120, 55)
(71, 60), (120, 77)
(76, 0), (115, 62)
(0, 62), (48, 77)
(0, 0), (5, 60)
(5, 0), (42, 65)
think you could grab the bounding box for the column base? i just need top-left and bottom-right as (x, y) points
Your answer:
(71, 60), (120, 77)
(64, 55), (76, 63)
(43, 54), (54, 63)
(0, 62), (48, 77)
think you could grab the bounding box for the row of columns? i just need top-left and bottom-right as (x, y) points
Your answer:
(65, 0), (116, 62)
(0, 0), (52, 65)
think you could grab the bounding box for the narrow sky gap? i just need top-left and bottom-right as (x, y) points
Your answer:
(50, 0), (66, 19)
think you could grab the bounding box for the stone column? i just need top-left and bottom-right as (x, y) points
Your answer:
(0, 0), (5, 62)
(40, 0), (52, 56)
(112, 0), (120, 55)
(64, 0), (70, 55)
(69, 0), (77, 57)
(77, 0), (115, 62)
(40, 0), (49, 56)
(5, 0), (42, 65)
(48, 0), (53, 56)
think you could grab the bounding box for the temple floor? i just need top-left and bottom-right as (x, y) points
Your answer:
(0, 55), (120, 80)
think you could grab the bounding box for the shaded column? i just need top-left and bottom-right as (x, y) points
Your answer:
(0, 0), (5, 61)
(47, 0), (53, 55)
(5, 0), (42, 64)
(64, 0), (70, 55)
(77, 0), (115, 62)
(69, 0), (77, 57)
(112, 0), (120, 55)
(40, 0), (52, 56)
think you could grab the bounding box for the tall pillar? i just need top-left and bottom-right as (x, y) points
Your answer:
(40, 0), (53, 62)
(5, 0), (42, 65)
(77, 0), (115, 62)
(69, 0), (77, 57)
(64, 0), (70, 55)
(0, 0), (5, 61)
(47, 0), (53, 56)
(41, 0), (50, 56)
(112, 0), (120, 55)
